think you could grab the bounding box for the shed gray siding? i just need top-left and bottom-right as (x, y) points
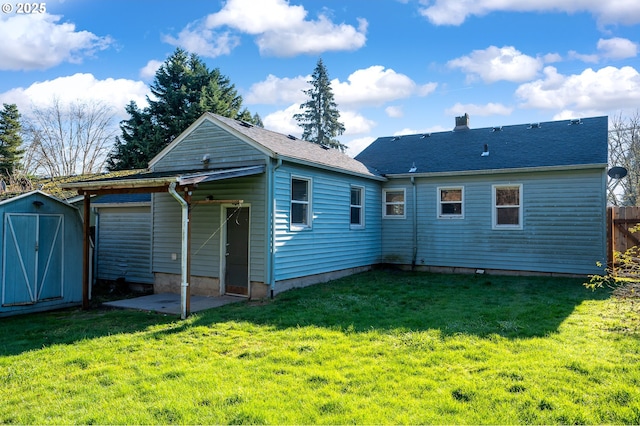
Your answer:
(95, 206), (153, 284)
(273, 163), (382, 282)
(152, 175), (267, 283)
(381, 168), (606, 275)
(151, 120), (267, 172)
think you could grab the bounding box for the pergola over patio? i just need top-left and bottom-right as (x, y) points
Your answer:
(62, 165), (265, 319)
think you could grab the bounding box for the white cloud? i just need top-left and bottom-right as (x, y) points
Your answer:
(445, 102), (514, 116)
(385, 106), (404, 118)
(262, 104), (302, 137)
(167, 0), (367, 58)
(339, 110), (376, 135)
(0, 73), (149, 118)
(140, 60), (163, 80)
(568, 50), (600, 63)
(597, 37), (638, 59)
(245, 66), (436, 109)
(256, 16), (368, 57)
(417, 0), (640, 26)
(344, 136), (375, 157)
(447, 46), (543, 83)
(515, 65), (640, 112)
(262, 103), (374, 142)
(244, 74), (309, 105)
(0, 13), (112, 71)
(163, 24), (240, 58)
(333, 65), (437, 107)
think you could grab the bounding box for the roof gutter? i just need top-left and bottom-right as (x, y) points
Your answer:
(389, 163), (608, 179)
(276, 155), (387, 182)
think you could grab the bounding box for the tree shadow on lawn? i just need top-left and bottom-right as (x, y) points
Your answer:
(0, 306), (176, 357)
(0, 271), (612, 356)
(191, 270), (612, 339)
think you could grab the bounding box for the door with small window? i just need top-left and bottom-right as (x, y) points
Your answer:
(2, 213), (64, 306)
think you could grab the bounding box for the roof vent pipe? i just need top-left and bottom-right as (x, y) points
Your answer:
(454, 113), (470, 132)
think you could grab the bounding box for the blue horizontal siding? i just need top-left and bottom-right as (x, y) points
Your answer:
(274, 164), (382, 281)
(382, 169), (606, 274)
(152, 175), (266, 282)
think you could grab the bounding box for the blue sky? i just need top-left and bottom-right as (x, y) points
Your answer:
(1, 0), (639, 157)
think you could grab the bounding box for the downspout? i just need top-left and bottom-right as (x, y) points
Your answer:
(411, 176), (418, 270)
(168, 182), (189, 320)
(269, 157), (283, 299)
(92, 207), (99, 288)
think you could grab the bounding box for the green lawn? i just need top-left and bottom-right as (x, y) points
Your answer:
(0, 270), (638, 424)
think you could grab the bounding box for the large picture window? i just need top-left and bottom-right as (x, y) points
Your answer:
(291, 177), (311, 229)
(493, 184), (522, 229)
(438, 187), (464, 219)
(383, 189), (405, 218)
(350, 186), (364, 228)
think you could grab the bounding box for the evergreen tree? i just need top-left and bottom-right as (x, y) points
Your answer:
(294, 58), (346, 152)
(107, 48), (259, 170)
(0, 103), (24, 176)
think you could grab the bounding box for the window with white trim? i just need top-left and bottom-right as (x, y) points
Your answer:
(438, 187), (464, 219)
(291, 177), (311, 229)
(383, 188), (405, 218)
(493, 184), (522, 229)
(350, 186), (364, 228)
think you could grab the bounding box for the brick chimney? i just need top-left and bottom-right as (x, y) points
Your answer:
(454, 113), (470, 131)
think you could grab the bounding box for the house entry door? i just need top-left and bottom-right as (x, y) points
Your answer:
(223, 207), (249, 296)
(2, 213), (64, 306)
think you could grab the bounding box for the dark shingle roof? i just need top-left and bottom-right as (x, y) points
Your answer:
(210, 113), (382, 179)
(355, 116), (608, 175)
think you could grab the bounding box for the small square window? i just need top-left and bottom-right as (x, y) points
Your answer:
(383, 189), (405, 218)
(438, 187), (464, 219)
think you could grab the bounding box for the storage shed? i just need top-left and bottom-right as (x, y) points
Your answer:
(0, 191), (83, 317)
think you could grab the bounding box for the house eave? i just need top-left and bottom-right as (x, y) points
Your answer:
(388, 163), (608, 179)
(277, 155), (387, 181)
(62, 177), (177, 193)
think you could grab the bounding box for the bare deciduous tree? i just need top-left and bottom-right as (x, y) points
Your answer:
(23, 98), (116, 177)
(608, 111), (640, 206)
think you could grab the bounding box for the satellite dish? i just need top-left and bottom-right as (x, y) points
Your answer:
(608, 166), (628, 179)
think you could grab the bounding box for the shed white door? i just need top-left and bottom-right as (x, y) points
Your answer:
(2, 213), (64, 306)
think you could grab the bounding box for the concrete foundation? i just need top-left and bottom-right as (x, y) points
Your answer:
(273, 265), (372, 295)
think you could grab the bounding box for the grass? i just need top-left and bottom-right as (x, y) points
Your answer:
(0, 270), (639, 424)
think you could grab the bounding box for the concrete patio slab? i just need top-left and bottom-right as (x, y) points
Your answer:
(102, 293), (245, 315)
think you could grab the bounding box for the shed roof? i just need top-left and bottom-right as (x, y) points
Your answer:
(150, 113), (383, 180)
(355, 116), (608, 176)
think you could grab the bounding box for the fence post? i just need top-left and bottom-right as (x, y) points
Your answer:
(607, 206), (614, 272)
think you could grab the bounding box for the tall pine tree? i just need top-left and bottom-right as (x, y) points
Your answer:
(294, 58), (346, 152)
(0, 103), (24, 176)
(107, 48), (259, 170)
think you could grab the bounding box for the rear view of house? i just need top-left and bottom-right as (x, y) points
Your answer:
(65, 113), (608, 317)
(356, 115), (609, 275)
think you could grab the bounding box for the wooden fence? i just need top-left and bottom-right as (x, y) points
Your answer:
(607, 206), (640, 267)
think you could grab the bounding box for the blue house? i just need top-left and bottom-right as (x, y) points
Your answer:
(64, 113), (608, 315)
(357, 114), (608, 276)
